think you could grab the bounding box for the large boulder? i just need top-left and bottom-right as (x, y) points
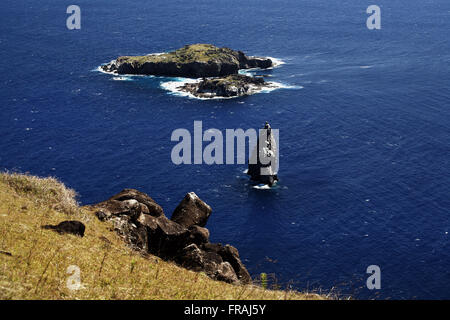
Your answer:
(201, 243), (252, 284)
(111, 216), (148, 252)
(138, 214), (191, 258)
(176, 244), (239, 284)
(107, 188), (164, 217)
(91, 189), (164, 252)
(94, 199), (141, 221)
(188, 225), (210, 245)
(176, 243), (222, 272)
(170, 192), (212, 228)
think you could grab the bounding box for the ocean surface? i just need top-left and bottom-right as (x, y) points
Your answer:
(1, 0), (449, 299)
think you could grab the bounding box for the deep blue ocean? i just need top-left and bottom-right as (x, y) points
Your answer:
(1, 0), (450, 299)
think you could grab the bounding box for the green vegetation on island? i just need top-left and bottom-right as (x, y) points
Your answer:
(102, 44), (273, 78)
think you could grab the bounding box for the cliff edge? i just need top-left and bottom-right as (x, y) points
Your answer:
(0, 172), (326, 299)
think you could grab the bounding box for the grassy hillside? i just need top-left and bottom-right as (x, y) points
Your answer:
(0, 172), (326, 300)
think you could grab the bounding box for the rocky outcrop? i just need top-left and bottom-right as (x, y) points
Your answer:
(41, 220), (86, 237)
(101, 44), (273, 78)
(175, 244), (239, 284)
(248, 122), (279, 186)
(89, 189), (251, 284)
(201, 243), (252, 284)
(179, 74), (275, 98)
(170, 192), (212, 227)
(96, 188), (164, 218)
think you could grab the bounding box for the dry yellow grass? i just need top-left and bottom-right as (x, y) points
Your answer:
(0, 172), (327, 300)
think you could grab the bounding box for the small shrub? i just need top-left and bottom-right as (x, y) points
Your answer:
(0, 172), (79, 215)
(260, 273), (268, 290)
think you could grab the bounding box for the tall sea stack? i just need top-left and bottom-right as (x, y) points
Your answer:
(247, 122), (279, 186)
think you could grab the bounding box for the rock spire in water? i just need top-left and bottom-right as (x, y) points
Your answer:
(247, 122), (279, 186)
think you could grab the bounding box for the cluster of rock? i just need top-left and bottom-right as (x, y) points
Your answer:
(179, 74), (272, 98)
(101, 44), (275, 98)
(90, 189), (251, 284)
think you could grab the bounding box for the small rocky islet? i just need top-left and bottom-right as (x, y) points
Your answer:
(101, 44), (278, 98)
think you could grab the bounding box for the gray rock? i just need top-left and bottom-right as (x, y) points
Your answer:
(216, 261), (239, 284)
(112, 216), (148, 252)
(188, 225), (210, 245)
(170, 192), (212, 228)
(138, 213), (191, 258)
(176, 244), (239, 284)
(201, 243), (252, 284)
(107, 188), (164, 217)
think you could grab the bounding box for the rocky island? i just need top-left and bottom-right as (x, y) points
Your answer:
(102, 44), (279, 98)
(102, 44), (273, 77)
(179, 74), (277, 98)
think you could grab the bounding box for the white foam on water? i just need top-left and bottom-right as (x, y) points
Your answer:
(359, 65), (373, 69)
(94, 60), (117, 75)
(252, 184), (272, 190)
(266, 56), (286, 68)
(160, 79), (303, 99)
(146, 52), (166, 56)
(238, 56), (284, 73)
(94, 65), (112, 74)
(251, 180), (280, 190)
(238, 69), (254, 76)
(112, 76), (133, 81)
(261, 82), (304, 93)
(160, 78), (218, 100)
